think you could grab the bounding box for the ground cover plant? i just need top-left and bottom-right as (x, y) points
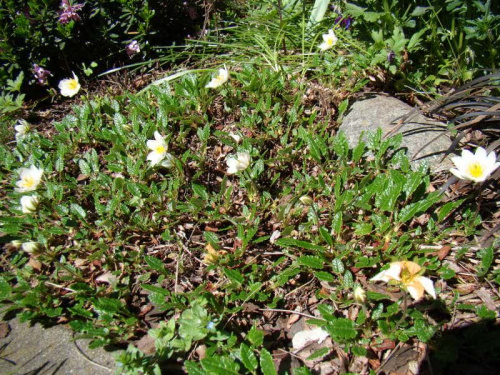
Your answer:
(1, 1), (499, 374)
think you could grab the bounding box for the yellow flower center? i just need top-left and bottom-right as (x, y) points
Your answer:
(468, 162), (484, 178)
(155, 145), (166, 154)
(327, 38), (334, 46)
(22, 176), (35, 188)
(68, 79), (78, 90)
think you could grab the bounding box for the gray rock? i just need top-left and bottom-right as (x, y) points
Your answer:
(339, 95), (452, 171)
(0, 316), (119, 375)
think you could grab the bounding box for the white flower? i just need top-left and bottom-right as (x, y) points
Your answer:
(226, 152), (250, 174)
(292, 327), (329, 350)
(22, 241), (41, 254)
(371, 261), (436, 301)
(58, 72), (81, 97)
(353, 285), (366, 304)
(318, 29), (338, 51)
(15, 166), (44, 192)
(147, 131), (174, 167)
(15, 120), (30, 139)
(205, 67), (229, 89)
(20, 195), (39, 213)
(229, 132), (242, 144)
(450, 147), (499, 183)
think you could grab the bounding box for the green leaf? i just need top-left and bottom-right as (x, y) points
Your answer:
(70, 203), (87, 220)
(275, 238), (326, 252)
(240, 343), (258, 372)
(298, 255), (324, 269)
(327, 318), (357, 340)
(201, 357), (240, 375)
(397, 192), (440, 223)
(476, 304), (496, 320)
(185, 361), (207, 375)
(192, 183), (209, 200)
(314, 271), (335, 282)
(477, 246), (494, 277)
(145, 256), (167, 274)
(0, 277), (12, 300)
(306, 347), (330, 360)
(331, 258), (345, 274)
(223, 268), (244, 286)
(354, 222), (372, 236)
(319, 226), (333, 246)
(260, 348), (277, 375)
(248, 325), (264, 347)
(352, 345), (368, 357)
(308, 0), (329, 26)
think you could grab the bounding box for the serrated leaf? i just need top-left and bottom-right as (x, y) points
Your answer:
(331, 258), (345, 274)
(192, 183), (209, 200)
(319, 226), (333, 246)
(201, 357), (240, 375)
(298, 255), (324, 269)
(327, 318), (357, 340)
(477, 246), (494, 277)
(240, 343), (258, 372)
(398, 192), (440, 223)
(144, 256), (167, 274)
(0, 277), (12, 300)
(248, 325), (264, 347)
(293, 367), (313, 375)
(223, 268), (244, 286)
(185, 361), (207, 375)
(70, 203), (87, 219)
(306, 347), (330, 360)
(314, 271), (335, 282)
(260, 348), (277, 375)
(354, 222), (373, 236)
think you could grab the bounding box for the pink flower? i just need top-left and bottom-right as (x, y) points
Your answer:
(59, 0), (84, 24)
(126, 40), (140, 57)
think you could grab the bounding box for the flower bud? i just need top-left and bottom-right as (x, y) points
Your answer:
(20, 195), (39, 213)
(299, 195), (313, 206)
(353, 285), (366, 304)
(22, 241), (41, 254)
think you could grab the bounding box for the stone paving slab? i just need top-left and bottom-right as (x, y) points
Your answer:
(0, 316), (119, 375)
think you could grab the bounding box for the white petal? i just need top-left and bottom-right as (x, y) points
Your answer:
(475, 147), (487, 160)
(154, 131), (164, 142)
(147, 151), (163, 166)
(406, 285), (423, 300)
(371, 263), (402, 282)
(160, 153), (174, 168)
(417, 276), (436, 299)
(226, 158), (238, 174)
(292, 328), (329, 350)
(450, 167), (467, 180)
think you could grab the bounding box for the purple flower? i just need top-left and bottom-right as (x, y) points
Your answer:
(126, 40), (140, 57)
(387, 50), (396, 63)
(334, 16), (353, 30)
(33, 64), (52, 86)
(58, 0), (84, 25)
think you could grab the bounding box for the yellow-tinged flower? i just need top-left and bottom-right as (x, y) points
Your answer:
(15, 166), (44, 192)
(22, 241), (41, 254)
(319, 29), (338, 51)
(450, 147), (499, 183)
(226, 152), (250, 174)
(205, 67), (229, 89)
(58, 72), (81, 97)
(353, 285), (366, 304)
(20, 195), (39, 213)
(371, 261), (436, 301)
(147, 131), (174, 167)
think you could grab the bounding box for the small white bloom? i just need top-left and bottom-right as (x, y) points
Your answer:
(20, 195), (39, 213)
(10, 240), (22, 249)
(22, 241), (41, 254)
(318, 29), (338, 51)
(15, 166), (44, 192)
(15, 120), (30, 139)
(371, 261), (436, 301)
(292, 327), (329, 350)
(205, 67), (229, 89)
(353, 285), (366, 304)
(229, 132), (242, 144)
(226, 152), (250, 174)
(450, 147), (499, 183)
(58, 72), (81, 97)
(147, 131), (174, 167)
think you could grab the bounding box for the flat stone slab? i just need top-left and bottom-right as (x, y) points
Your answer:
(0, 317), (118, 375)
(339, 95), (453, 171)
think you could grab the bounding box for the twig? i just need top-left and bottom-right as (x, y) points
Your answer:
(258, 308), (323, 321)
(72, 334), (113, 372)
